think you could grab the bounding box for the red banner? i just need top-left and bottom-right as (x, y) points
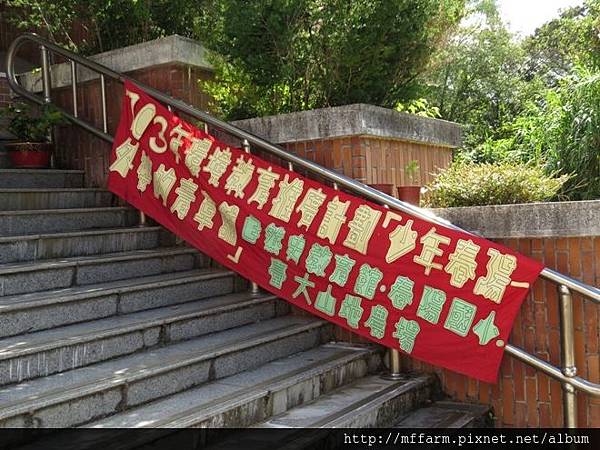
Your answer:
(108, 81), (543, 383)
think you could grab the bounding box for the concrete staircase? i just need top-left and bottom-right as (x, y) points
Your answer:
(0, 167), (489, 440)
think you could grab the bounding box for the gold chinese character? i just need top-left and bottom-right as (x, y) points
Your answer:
(269, 174), (304, 222)
(203, 147), (232, 187)
(170, 178), (198, 220)
(385, 217), (417, 263)
(185, 137), (212, 177)
(169, 123), (191, 164)
(296, 188), (327, 229)
(149, 115), (168, 154)
(224, 155), (255, 198)
(445, 239), (481, 288)
(193, 190), (216, 231)
(317, 196), (350, 245)
(152, 164), (177, 206)
(218, 201), (240, 246)
(413, 227), (451, 275)
(247, 166), (280, 210)
(109, 137), (139, 178)
(136, 151), (152, 192)
(343, 205), (382, 254)
(129, 100), (155, 139)
(474, 248), (517, 304)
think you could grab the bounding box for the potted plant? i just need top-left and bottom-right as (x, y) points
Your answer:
(397, 160), (422, 205)
(0, 102), (64, 168)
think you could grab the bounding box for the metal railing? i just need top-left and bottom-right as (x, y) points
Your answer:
(6, 32), (600, 427)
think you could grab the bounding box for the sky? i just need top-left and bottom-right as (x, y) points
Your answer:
(497, 0), (584, 36)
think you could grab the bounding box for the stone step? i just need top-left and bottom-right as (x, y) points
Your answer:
(0, 226), (167, 264)
(0, 207), (138, 236)
(0, 169), (84, 188)
(0, 316), (330, 427)
(201, 375), (435, 450)
(394, 401), (492, 428)
(0, 188), (113, 210)
(87, 343), (381, 429)
(253, 375), (434, 429)
(0, 247), (199, 296)
(0, 269), (238, 338)
(0, 291), (291, 387)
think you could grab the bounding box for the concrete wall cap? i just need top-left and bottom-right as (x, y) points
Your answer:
(232, 103), (463, 148)
(19, 34), (212, 91)
(431, 200), (600, 238)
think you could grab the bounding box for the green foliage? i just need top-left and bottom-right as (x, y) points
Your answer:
(523, 0), (600, 84)
(404, 160), (420, 184)
(465, 67), (600, 200)
(0, 102), (65, 143)
(424, 162), (570, 208)
(198, 0), (466, 119)
(423, 0), (600, 200)
(395, 99), (440, 118)
(5, 0), (206, 54)
(423, 0), (528, 149)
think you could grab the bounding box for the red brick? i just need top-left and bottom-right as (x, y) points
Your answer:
(502, 383), (515, 425)
(590, 403), (600, 427)
(526, 378), (538, 425)
(539, 402), (551, 427)
(550, 380), (563, 427)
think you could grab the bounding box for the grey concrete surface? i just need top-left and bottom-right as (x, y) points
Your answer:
(0, 317), (329, 427)
(0, 207), (138, 236)
(0, 227), (164, 264)
(233, 103), (463, 148)
(433, 200), (600, 238)
(0, 188), (112, 210)
(0, 169), (84, 188)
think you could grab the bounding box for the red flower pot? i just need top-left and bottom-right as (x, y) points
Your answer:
(368, 183), (396, 197)
(397, 186), (421, 206)
(5, 142), (52, 168)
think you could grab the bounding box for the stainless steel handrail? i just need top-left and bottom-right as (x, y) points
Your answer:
(6, 32), (600, 427)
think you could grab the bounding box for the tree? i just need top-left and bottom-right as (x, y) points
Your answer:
(5, 0), (206, 54)
(197, 0), (466, 120)
(523, 0), (600, 85)
(422, 0), (528, 151)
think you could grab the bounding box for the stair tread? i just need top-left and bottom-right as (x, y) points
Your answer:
(0, 268), (232, 311)
(0, 169), (84, 174)
(0, 226), (162, 244)
(394, 401), (490, 428)
(0, 246), (196, 274)
(0, 316), (325, 420)
(0, 188), (107, 193)
(256, 374), (431, 428)
(88, 343), (374, 428)
(0, 291), (277, 361)
(0, 206), (130, 216)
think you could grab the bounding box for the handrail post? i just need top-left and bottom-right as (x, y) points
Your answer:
(40, 44), (51, 104)
(558, 284), (578, 428)
(243, 138), (261, 297)
(40, 44), (55, 168)
(381, 203), (403, 381)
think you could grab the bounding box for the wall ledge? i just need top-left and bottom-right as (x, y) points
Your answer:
(431, 200), (600, 238)
(19, 34), (212, 91)
(232, 104), (463, 148)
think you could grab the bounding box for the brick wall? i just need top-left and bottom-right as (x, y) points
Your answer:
(277, 137), (452, 187)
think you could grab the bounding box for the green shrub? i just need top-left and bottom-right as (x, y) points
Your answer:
(424, 162), (570, 208)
